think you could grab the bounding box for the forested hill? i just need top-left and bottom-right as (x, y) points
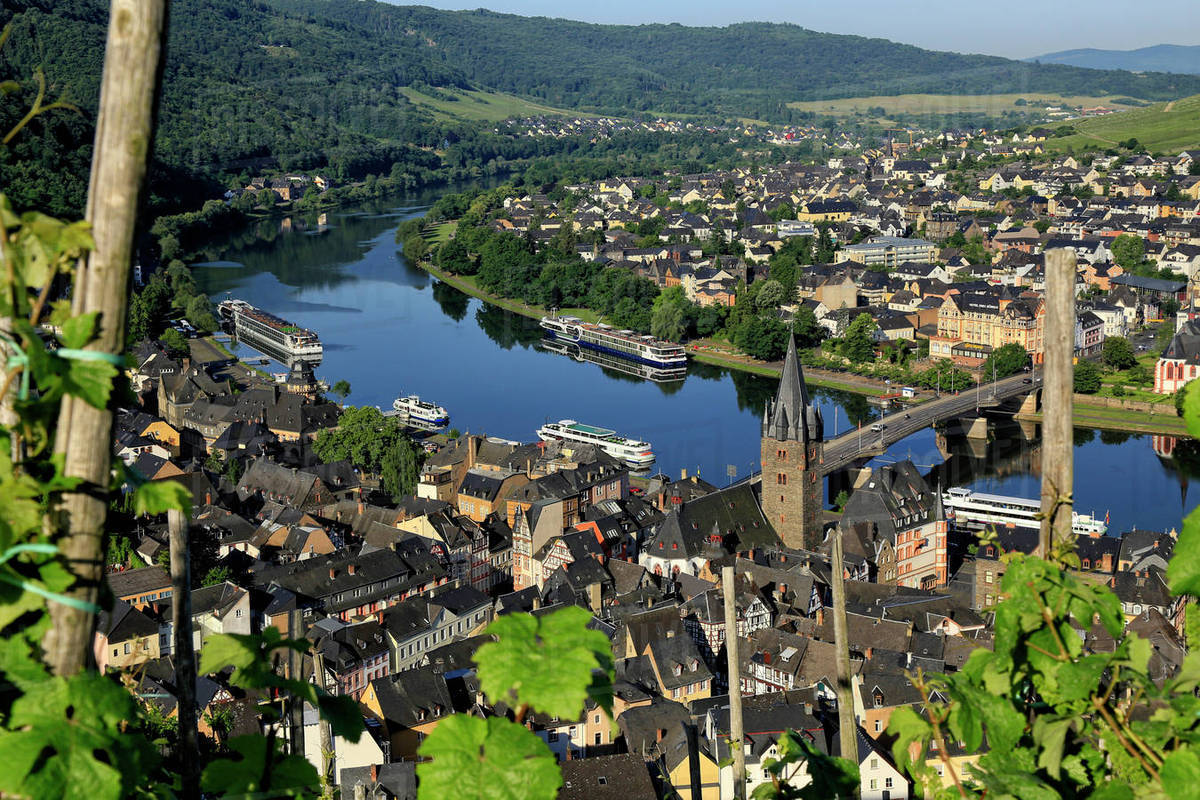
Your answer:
(278, 1), (1200, 116)
(5, 0), (1200, 216)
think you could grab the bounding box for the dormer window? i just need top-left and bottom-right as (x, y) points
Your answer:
(689, 659), (698, 672)
(673, 664), (682, 677)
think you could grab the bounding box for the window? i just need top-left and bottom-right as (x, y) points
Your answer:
(123, 643), (131, 655)
(870, 779), (878, 790)
(235, 608), (243, 617)
(595, 732), (602, 746)
(777, 473), (787, 486)
(871, 758), (879, 770)
(985, 570), (993, 584)
(885, 777), (893, 788)
(874, 719), (881, 733)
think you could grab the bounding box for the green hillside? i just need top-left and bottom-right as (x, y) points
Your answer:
(397, 87), (588, 123)
(1047, 94), (1200, 152)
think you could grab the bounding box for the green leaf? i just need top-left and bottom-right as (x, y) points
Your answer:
(1059, 654), (1109, 702)
(60, 312), (97, 349)
(416, 715), (561, 800)
(1170, 504), (1200, 596)
(317, 691), (366, 742)
(1090, 782), (1135, 800)
(887, 706), (931, 775)
(474, 606), (612, 720)
(0, 672), (150, 800)
(132, 479), (192, 517)
(1184, 377), (1200, 440)
(63, 357), (117, 409)
(200, 735), (318, 799)
(1032, 716), (1071, 780)
(1161, 749), (1200, 800)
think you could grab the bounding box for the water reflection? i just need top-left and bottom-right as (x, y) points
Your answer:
(193, 193), (1200, 535)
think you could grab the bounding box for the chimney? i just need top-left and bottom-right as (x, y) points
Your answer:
(468, 435), (479, 469)
(204, 491), (212, 505)
(357, 501), (364, 514)
(681, 468), (688, 480)
(348, 563), (356, 575)
(657, 728), (667, 743)
(329, 567), (336, 580)
(369, 764), (378, 782)
(866, 646), (874, 660)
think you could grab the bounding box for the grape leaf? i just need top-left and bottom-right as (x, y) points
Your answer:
(474, 605), (612, 720)
(60, 312), (98, 349)
(1168, 505), (1200, 596)
(416, 715), (561, 800)
(1161, 749), (1200, 800)
(132, 479), (192, 517)
(0, 672), (146, 800)
(200, 735), (318, 799)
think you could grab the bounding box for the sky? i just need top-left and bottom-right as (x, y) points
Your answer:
(394, 0), (1200, 59)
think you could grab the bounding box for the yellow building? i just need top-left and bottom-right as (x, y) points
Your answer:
(930, 292), (1044, 364)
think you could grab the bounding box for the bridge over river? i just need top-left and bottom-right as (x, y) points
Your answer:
(818, 372), (1041, 476)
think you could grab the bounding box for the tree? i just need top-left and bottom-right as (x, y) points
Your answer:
(160, 328), (189, 358)
(651, 300), (686, 342)
(792, 306), (824, 349)
(1110, 233), (1145, 270)
(330, 379), (352, 404)
(754, 279), (786, 309)
(840, 313), (877, 364)
(201, 566), (231, 587)
(982, 342), (1029, 379)
(735, 316), (788, 361)
(380, 439), (420, 501)
(185, 294), (218, 333)
(1073, 359), (1102, 393)
(1101, 336), (1137, 370)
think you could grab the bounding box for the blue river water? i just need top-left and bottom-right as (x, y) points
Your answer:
(193, 195), (1200, 535)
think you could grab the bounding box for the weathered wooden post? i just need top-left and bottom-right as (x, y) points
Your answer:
(1039, 248), (1077, 557)
(723, 564), (747, 799)
(45, 0), (169, 675)
(169, 509), (200, 800)
(831, 527), (859, 769)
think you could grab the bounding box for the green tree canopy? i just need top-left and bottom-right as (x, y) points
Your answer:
(982, 342), (1029, 379)
(330, 380), (352, 403)
(754, 279), (786, 309)
(840, 313), (877, 364)
(1073, 359), (1103, 394)
(160, 328), (189, 358)
(313, 405), (421, 482)
(1101, 336), (1137, 370)
(1110, 233), (1145, 270)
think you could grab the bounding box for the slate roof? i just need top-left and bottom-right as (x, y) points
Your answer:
(560, 754), (657, 800)
(368, 669), (456, 727)
(98, 599), (160, 643)
(107, 566), (172, 599)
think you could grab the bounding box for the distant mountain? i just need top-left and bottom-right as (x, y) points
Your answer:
(1029, 44), (1200, 75)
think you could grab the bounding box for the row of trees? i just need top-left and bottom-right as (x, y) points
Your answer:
(126, 261), (218, 349)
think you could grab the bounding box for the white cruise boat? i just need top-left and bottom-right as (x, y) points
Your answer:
(943, 487), (1108, 536)
(540, 315), (687, 369)
(537, 419), (655, 468)
(391, 395), (449, 427)
(217, 299), (323, 363)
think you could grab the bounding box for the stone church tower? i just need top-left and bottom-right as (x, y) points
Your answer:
(760, 334), (825, 549)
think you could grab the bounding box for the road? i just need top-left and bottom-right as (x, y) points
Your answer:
(819, 372), (1041, 475)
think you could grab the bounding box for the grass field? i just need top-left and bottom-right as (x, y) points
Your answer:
(786, 93), (1139, 120)
(399, 87), (590, 123)
(1044, 93), (1200, 153)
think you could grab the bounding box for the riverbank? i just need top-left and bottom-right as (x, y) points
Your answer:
(1017, 397), (1189, 436)
(418, 258), (899, 397)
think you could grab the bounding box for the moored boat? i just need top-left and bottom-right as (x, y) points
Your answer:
(537, 419), (655, 468)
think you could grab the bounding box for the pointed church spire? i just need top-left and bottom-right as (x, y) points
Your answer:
(766, 333), (823, 443)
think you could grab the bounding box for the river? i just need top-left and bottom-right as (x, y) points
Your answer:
(193, 194), (1200, 536)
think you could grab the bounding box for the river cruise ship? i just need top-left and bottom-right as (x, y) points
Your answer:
(391, 395), (450, 427)
(537, 419), (655, 468)
(943, 487), (1108, 536)
(539, 338), (687, 383)
(217, 299), (323, 362)
(539, 315), (687, 370)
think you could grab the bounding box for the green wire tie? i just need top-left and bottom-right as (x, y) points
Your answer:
(0, 527), (102, 613)
(1, 334), (124, 401)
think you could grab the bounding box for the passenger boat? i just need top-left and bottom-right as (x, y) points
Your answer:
(217, 299), (322, 363)
(537, 419), (655, 468)
(539, 338), (687, 383)
(943, 487), (1107, 536)
(391, 395), (450, 427)
(539, 314), (687, 369)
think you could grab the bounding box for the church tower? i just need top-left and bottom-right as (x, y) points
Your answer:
(760, 333), (825, 549)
